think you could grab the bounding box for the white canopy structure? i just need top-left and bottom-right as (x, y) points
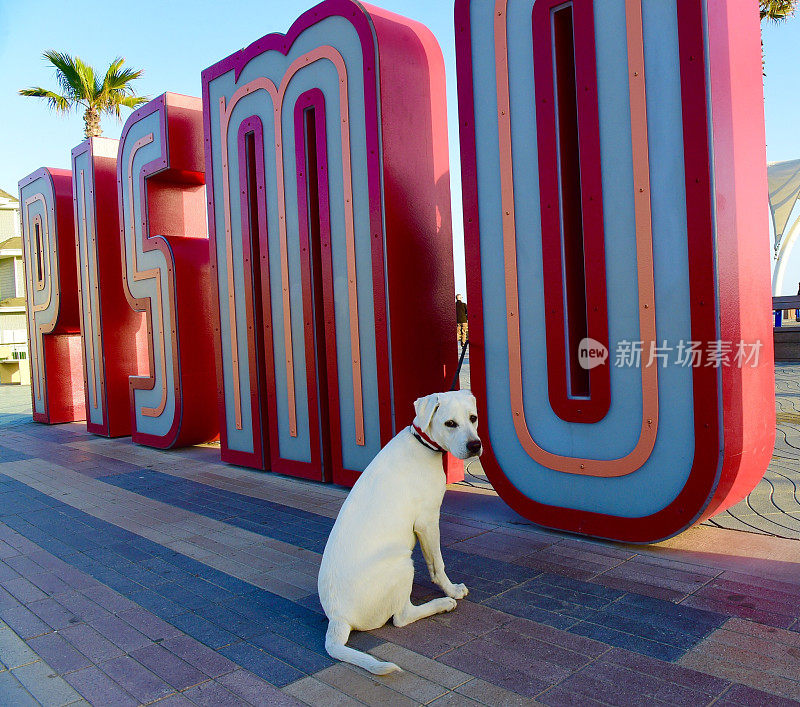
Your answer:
(770, 158), (800, 295)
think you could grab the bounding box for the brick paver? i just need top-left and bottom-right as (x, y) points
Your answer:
(0, 385), (32, 431)
(0, 620), (86, 705)
(2, 382), (800, 705)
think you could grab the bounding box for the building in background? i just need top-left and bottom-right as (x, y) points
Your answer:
(0, 188), (29, 385)
(770, 159), (800, 297)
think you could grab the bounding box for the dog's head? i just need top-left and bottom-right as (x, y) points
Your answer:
(413, 390), (482, 460)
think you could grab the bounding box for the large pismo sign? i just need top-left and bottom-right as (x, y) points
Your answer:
(20, 0), (774, 542)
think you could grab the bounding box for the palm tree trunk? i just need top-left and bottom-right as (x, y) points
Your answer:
(83, 106), (102, 138)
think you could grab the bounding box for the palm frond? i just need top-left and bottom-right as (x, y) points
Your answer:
(71, 55), (99, 102)
(97, 56), (147, 116)
(761, 0), (797, 22)
(106, 67), (144, 92)
(110, 94), (149, 118)
(102, 57), (143, 93)
(105, 56), (125, 77)
(41, 50), (90, 102)
(18, 87), (72, 113)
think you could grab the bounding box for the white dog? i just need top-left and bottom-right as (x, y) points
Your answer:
(318, 390), (482, 675)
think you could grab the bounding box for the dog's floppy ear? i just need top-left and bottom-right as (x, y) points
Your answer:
(413, 393), (440, 433)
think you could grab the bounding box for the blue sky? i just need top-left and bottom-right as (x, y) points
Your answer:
(1, 1), (798, 295)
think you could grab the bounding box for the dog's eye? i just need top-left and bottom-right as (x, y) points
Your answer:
(469, 415), (477, 423)
(444, 420), (458, 428)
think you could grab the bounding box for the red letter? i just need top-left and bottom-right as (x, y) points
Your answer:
(203, 0), (459, 484)
(19, 168), (85, 423)
(72, 137), (147, 437)
(117, 93), (219, 448)
(456, 0), (773, 541)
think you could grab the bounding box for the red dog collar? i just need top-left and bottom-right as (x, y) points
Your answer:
(412, 424), (445, 453)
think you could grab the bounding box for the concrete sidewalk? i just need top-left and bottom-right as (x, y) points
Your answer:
(0, 385), (799, 705)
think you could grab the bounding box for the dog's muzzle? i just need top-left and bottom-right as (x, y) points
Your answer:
(466, 439), (482, 456)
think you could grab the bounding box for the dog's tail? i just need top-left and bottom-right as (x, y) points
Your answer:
(325, 619), (401, 675)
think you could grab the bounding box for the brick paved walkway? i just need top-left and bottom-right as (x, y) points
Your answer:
(1, 384), (800, 705)
(707, 364), (800, 538)
(0, 384), (33, 430)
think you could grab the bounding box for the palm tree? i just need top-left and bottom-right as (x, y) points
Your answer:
(19, 51), (148, 139)
(760, 1), (797, 75)
(761, 0), (797, 21)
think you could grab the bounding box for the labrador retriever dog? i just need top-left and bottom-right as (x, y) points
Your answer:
(318, 390), (482, 675)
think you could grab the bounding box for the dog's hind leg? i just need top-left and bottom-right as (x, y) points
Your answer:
(392, 597), (457, 628)
(325, 619), (401, 675)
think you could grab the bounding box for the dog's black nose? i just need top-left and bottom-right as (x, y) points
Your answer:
(466, 440), (482, 455)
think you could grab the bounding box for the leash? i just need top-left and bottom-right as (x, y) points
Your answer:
(449, 340), (469, 391)
(412, 340), (470, 453)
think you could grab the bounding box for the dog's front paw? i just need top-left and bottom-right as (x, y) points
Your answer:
(445, 583), (468, 600)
